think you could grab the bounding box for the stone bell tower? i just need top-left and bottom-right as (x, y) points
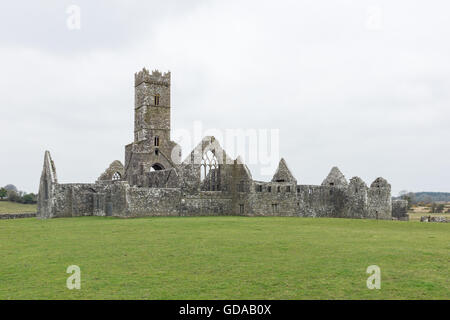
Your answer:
(124, 68), (180, 186)
(134, 68), (171, 146)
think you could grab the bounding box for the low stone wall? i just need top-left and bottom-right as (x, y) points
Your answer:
(420, 216), (448, 223)
(0, 213), (37, 219)
(392, 200), (409, 221)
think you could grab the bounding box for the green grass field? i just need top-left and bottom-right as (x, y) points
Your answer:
(0, 201), (36, 214)
(0, 216), (448, 299)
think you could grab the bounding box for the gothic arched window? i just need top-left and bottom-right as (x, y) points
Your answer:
(201, 150), (220, 191)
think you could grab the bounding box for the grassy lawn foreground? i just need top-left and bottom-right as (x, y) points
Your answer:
(0, 216), (448, 299)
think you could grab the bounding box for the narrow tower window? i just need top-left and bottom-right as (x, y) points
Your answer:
(154, 94), (160, 106)
(154, 136), (160, 147)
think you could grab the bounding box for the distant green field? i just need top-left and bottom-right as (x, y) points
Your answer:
(0, 216), (448, 299)
(0, 201), (36, 214)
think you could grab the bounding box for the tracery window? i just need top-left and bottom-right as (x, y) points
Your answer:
(112, 172), (121, 181)
(200, 150), (220, 191)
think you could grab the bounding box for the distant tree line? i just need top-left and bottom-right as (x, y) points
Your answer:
(429, 203), (446, 214)
(396, 191), (450, 203)
(395, 191), (450, 214)
(396, 191), (450, 204)
(0, 185), (37, 204)
(398, 192), (415, 210)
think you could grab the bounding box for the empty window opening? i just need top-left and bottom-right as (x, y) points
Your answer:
(150, 164), (164, 172)
(154, 94), (160, 106)
(155, 149), (159, 156)
(154, 136), (160, 147)
(286, 186), (291, 193)
(239, 204), (244, 214)
(112, 172), (121, 181)
(267, 186), (272, 192)
(256, 185), (263, 192)
(277, 186), (281, 193)
(297, 187), (300, 193)
(329, 182), (334, 186)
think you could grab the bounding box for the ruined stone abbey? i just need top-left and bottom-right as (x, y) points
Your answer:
(37, 68), (405, 220)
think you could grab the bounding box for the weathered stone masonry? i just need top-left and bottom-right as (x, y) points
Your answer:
(37, 68), (400, 220)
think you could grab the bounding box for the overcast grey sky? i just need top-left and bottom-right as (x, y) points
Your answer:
(0, 0), (449, 195)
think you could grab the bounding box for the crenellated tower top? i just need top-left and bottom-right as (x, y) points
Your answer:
(135, 68), (171, 87)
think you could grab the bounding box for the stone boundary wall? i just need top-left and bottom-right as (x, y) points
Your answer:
(420, 216), (448, 223)
(38, 182), (393, 219)
(0, 213), (37, 219)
